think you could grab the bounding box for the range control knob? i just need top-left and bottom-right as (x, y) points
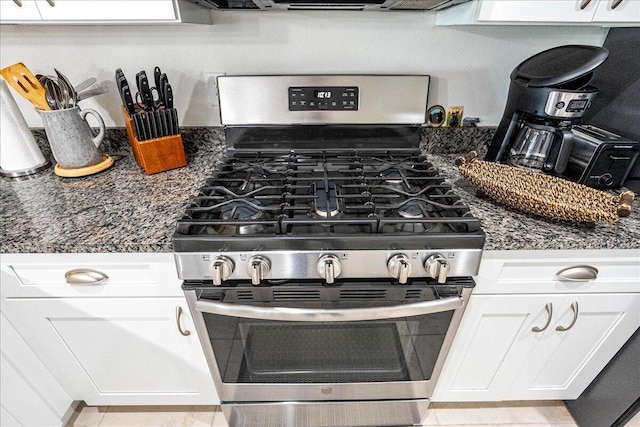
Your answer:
(317, 254), (342, 285)
(387, 254), (412, 284)
(210, 256), (234, 286)
(247, 256), (270, 286)
(424, 254), (451, 284)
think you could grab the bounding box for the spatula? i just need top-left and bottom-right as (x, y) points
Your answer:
(0, 63), (51, 110)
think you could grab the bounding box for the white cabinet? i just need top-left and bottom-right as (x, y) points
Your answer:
(1, 313), (74, 427)
(0, 0), (42, 21)
(592, 0), (640, 23)
(433, 250), (640, 402)
(0, 253), (218, 406)
(0, 0), (212, 24)
(436, 0), (640, 26)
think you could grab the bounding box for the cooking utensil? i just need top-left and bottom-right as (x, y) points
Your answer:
(163, 83), (174, 109)
(77, 86), (109, 102)
(74, 77), (97, 93)
(0, 63), (50, 110)
(135, 71), (154, 111)
(42, 78), (66, 110)
(54, 68), (77, 108)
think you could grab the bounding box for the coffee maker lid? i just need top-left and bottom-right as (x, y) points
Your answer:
(511, 45), (609, 88)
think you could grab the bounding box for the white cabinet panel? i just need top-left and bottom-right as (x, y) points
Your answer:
(436, 0), (640, 25)
(2, 297), (218, 406)
(506, 293), (640, 400)
(434, 250), (640, 402)
(34, 0), (177, 21)
(593, 0), (640, 23)
(2, 253), (183, 298)
(433, 295), (565, 401)
(477, 0), (597, 22)
(0, 0), (42, 21)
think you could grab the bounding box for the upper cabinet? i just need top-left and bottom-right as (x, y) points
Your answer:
(0, 0), (212, 24)
(436, 0), (640, 26)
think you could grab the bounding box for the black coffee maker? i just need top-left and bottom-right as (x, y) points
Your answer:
(486, 45), (609, 174)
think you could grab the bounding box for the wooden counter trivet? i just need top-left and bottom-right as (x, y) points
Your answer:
(455, 151), (635, 223)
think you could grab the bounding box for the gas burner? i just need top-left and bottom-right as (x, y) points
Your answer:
(380, 168), (403, 185)
(211, 198), (265, 235)
(314, 180), (341, 218)
(393, 200), (442, 233)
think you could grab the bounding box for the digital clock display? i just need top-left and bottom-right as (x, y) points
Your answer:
(314, 90), (332, 99)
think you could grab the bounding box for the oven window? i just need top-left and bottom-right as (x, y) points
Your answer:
(203, 310), (453, 384)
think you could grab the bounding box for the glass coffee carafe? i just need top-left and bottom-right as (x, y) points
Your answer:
(507, 123), (558, 171)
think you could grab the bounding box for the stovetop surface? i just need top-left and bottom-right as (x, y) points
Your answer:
(173, 149), (484, 252)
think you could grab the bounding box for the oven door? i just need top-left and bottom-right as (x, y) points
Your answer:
(184, 280), (472, 403)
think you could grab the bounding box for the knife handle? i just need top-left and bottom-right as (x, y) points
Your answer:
(122, 85), (136, 115)
(164, 83), (174, 109)
(154, 67), (162, 92)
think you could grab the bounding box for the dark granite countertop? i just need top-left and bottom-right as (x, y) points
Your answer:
(1, 127), (638, 253)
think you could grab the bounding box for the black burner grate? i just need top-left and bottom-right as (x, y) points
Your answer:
(175, 150), (482, 244)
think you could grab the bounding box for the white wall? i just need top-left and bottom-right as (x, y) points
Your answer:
(0, 11), (606, 127)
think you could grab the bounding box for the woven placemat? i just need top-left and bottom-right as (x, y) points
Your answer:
(455, 151), (634, 223)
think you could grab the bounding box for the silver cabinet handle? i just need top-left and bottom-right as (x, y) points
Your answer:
(611, 0), (623, 9)
(195, 296), (464, 322)
(176, 306), (191, 336)
(556, 302), (579, 332)
(532, 303), (553, 333)
(580, 0), (592, 9)
(46, 0), (55, 6)
(12, 0), (23, 7)
(65, 268), (109, 285)
(557, 265), (598, 282)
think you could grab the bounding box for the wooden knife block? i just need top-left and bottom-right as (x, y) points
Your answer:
(122, 105), (187, 175)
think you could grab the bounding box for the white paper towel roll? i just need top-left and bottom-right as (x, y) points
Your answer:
(0, 78), (47, 172)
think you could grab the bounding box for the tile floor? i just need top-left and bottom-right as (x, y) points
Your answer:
(65, 400), (603, 427)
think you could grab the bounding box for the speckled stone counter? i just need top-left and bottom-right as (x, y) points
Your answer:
(1, 127), (639, 253)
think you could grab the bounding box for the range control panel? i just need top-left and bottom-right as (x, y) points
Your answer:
(289, 86), (359, 111)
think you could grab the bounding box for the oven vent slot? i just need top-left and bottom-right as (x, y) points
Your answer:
(236, 290), (254, 301)
(404, 289), (423, 299)
(272, 290), (321, 300)
(339, 289), (387, 299)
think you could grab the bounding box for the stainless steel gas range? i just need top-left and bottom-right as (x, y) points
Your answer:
(173, 75), (485, 427)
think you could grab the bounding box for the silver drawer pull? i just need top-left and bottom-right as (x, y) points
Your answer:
(611, 0), (623, 9)
(557, 265), (598, 282)
(65, 268), (109, 285)
(176, 306), (191, 336)
(556, 302), (579, 332)
(12, 0), (23, 7)
(532, 303), (553, 333)
(580, 0), (592, 9)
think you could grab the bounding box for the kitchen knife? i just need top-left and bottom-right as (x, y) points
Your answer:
(164, 109), (173, 135)
(121, 84), (136, 115)
(153, 67), (162, 93)
(171, 108), (179, 135)
(133, 113), (144, 141)
(153, 67), (165, 106)
(156, 110), (167, 138)
(136, 71), (154, 112)
(148, 110), (158, 139)
(163, 83), (174, 110)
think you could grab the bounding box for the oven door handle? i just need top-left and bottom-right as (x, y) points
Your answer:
(194, 296), (464, 322)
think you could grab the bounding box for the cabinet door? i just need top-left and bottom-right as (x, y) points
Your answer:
(34, 0), (178, 22)
(432, 294), (565, 401)
(505, 293), (640, 400)
(592, 0), (640, 23)
(1, 297), (218, 406)
(477, 0), (597, 23)
(0, 0), (42, 22)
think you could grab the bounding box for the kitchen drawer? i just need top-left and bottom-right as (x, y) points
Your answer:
(1, 253), (182, 298)
(474, 250), (640, 294)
